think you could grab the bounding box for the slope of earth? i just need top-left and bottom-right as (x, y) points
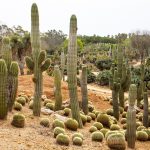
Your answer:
(0, 73), (149, 150)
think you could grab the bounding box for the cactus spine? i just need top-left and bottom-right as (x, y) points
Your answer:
(0, 59), (8, 119)
(1, 37), (19, 112)
(143, 82), (149, 128)
(81, 65), (88, 115)
(25, 3), (50, 116)
(127, 84), (137, 149)
(110, 66), (120, 120)
(61, 51), (65, 81)
(54, 65), (62, 111)
(67, 15), (83, 128)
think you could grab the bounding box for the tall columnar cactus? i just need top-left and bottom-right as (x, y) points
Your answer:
(1, 37), (19, 112)
(143, 82), (149, 128)
(117, 47), (131, 108)
(0, 59), (8, 119)
(67, 15), (83, 128)
(9, 62), (19, 111)
(137, 64), (144, 107)
(110, 67), (120, 120)
(25, 3), (50, 116)
(81, 65), (88, 115)
(61, 51), (65, 81)
(54, 65), (62, 111)
(127, 84), (137, 149)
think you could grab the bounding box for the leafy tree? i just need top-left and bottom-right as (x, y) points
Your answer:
(41, 29), (66, 55)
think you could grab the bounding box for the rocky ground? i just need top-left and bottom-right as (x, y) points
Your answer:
(0, 73), (149, 150)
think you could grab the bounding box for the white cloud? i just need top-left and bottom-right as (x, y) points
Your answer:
(0, 0), (149, 36)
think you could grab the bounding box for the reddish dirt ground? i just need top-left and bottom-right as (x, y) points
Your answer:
(0, 73), (149, 150)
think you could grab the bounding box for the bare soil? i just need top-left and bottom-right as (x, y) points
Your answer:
(0, 73), (149, 150)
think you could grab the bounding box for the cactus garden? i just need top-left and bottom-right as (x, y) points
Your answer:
(0, 1), (150, 150)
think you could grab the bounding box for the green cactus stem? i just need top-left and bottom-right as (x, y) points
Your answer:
(25, 3), (50, 116)
(67, 15), (83, 128)
(143, 82), (149, 128)
(127, 84), (137, 149)
(137, 64), (144, 107)
(61, 51), (65, 81)
(0, 59), (8, 119)
(54, 65), (62, 111)
(8, 62), (19, 111)
(110, 70), (120, 120)
(81, 65), (88, 115)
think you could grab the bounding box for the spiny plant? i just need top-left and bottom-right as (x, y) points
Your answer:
(54, 65), (62, 111)
(81, 65), (88, 115)
(25, 3), (50, 116)
(109, 67), (120, 120)
(67, 15), (83, 128)
(127, 84), (137, 149)
(0, 59), (8, 119)
(1, 37), (19, 112)
(143, 82), (149, 128)
(60, 50), (65, 80)
(117, 46), (131, 108)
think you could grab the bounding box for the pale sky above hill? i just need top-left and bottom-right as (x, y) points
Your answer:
(0, 0), (150, 36)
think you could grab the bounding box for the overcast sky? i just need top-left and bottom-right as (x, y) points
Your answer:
(0, 0), (150, 36)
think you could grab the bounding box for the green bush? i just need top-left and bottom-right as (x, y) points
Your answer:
(16, 97), (26, 106)
(96, 59), (112, 70)
(52, 119), (65, 129)
(13, 102), (22, 111)
(87, 69), (96, 83)
(136, 131), (148, 141)
(93, 122), (103, 130)
(54, 127), (65, 138)
(73, 137), (83, 146)
(97, 113), (111, 128)
(56, 133), (70, 146)
(89, 126), (98, 133)
(11, 113), (25, 128)
(91, 131), (104, 142)
(40, 118), (50, 127)
(65, 118), (79, 131)
(96, 70), (112, 86)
